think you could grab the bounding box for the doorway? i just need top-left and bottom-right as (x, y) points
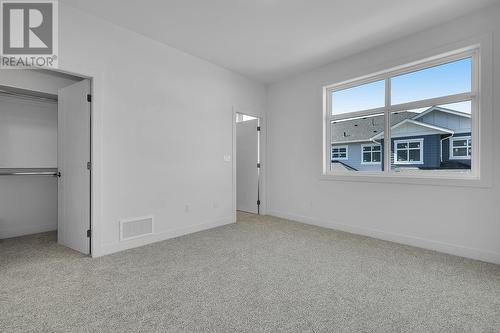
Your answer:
(235, 113), (261, 215)
(0, 69), (92, 255)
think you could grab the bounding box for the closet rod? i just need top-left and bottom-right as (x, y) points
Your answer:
(0, 168), (59, 176)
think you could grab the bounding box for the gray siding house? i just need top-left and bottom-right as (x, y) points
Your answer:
(331, 106), (472, 171)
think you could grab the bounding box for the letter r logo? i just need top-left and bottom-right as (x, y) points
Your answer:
(2, 2), (53, 54)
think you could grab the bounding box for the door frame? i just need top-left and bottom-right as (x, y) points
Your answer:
(44, 67), (100, 257)
(232, 108), (266, 221)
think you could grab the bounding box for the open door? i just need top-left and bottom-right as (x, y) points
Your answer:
(57, 79), (91, 254)
(236, 118), (259, 214)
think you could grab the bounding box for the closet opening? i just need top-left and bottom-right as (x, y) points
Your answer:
(0, 69), (93, 255)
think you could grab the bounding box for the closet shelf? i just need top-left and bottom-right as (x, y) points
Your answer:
(0, 168), (59, 176)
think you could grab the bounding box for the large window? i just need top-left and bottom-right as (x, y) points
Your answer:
(361, 144), (381, 164)
(324, 47), (478, 178)
(450, 136), (472, 159)
(331, 146), (348, 160)
(393, 139), (423, 165)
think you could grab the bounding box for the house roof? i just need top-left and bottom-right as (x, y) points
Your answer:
(331, 106), (470, 144)
(331, 112), (416, 143)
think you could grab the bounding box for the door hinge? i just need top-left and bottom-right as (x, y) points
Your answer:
(87, 161), (91, 170)
(257, 163), (261, 168)
(87, 229), (91, 238)
(257, 126), (261, 131)
(257, 200), (261, 206)
(87, 94), (92, 102)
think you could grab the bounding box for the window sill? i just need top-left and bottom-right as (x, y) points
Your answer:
(319, 171), (490, 188)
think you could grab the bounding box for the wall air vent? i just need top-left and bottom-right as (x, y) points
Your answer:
(119, 216), (154, 241)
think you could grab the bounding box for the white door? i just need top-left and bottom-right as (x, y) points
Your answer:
(58, 79), (91, 254)
(236, 118), (259, 214)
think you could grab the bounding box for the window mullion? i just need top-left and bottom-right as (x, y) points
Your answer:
(384, 78), (391, 173)
(388, 92), (473, 113)
(330, 107), (386, 122)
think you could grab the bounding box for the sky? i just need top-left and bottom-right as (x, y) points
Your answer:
(332, 58), (472, 115)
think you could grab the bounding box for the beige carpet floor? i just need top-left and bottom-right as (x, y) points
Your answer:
(1, 212), (500, 332)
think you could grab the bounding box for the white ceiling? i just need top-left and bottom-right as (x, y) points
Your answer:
(61, 0), (500, 83)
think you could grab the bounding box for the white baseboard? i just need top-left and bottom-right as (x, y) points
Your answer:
(268, 210), (500, 265)
(97, 216), (235, 257)
(0, 224), (57, 239)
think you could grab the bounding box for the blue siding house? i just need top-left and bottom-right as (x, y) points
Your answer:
(331, 106), (471, 171)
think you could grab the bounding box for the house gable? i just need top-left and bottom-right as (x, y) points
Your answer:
(413, 107), (471, 133)
(371, 119), (453, 140)
(390, 119), (454, 138)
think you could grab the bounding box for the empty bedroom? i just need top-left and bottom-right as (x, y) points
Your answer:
(1, 0), (500, 332)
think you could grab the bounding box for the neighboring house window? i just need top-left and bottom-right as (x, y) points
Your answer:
(394, 139), (423, 164)
(450, 136), (472, 159)
(361, 144), (381, 164)
(332, 146), (348, 160)
(323, 45), (478, 179)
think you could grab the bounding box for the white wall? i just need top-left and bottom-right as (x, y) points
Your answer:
(0, 176), (58, 238)
(56, 4), (266, 255)
(0, 97), (58, 238)
(267, 5), (500, 264)
(0, 97), (58, 168)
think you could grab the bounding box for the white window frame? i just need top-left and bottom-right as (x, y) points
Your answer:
(450, 136), (472, 160)
(331, 145), (348, 161)
(361, 143), (382, 164)
(393, 139), (424, 165)
(323, 46), (479, 180)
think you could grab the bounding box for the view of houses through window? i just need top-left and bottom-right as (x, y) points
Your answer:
(326, 51), (476, 175)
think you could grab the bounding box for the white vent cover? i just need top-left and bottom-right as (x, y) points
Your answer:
(120, 216), (154, 241)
